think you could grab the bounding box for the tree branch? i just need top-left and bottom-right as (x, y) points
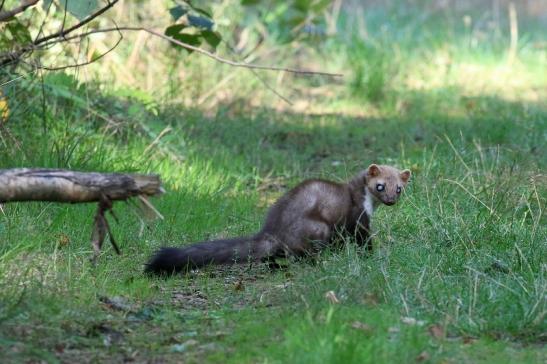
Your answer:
(0, 0), (120, 68)
(0, 0), (343, 79)
(39, 26), (343, 77)
(34, 0), (119, 45)
(35, 28), (123, 71)
(0, 0), (39, 23)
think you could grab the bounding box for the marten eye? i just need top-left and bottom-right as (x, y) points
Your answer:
(396, 186), (402, 194)
(376, 184), (385, 192)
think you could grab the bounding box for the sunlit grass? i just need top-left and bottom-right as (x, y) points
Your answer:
(1, 90), (545, 361)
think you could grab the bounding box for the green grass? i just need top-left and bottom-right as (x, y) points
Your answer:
(1, 2), (546, 363)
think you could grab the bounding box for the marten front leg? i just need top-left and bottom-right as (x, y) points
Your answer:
(355, 214), (373, 253)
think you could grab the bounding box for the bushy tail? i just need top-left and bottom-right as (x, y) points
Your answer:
(144, 236), (257, 275)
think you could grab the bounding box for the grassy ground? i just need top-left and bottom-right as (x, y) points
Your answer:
(1, 2), (546, 363)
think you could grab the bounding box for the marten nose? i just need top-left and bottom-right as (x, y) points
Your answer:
(385, 199), (396, 206)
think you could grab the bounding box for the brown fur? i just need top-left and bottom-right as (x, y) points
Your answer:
(145, 164), (410, 275)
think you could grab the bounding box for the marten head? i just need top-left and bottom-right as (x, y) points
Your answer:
(365, 164), (411, 206)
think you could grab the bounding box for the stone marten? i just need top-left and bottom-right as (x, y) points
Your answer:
(145, 164), (411, 275)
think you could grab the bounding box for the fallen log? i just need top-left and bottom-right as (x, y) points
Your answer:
(0, 168), (162, 202)
(0, 168), (164, 260)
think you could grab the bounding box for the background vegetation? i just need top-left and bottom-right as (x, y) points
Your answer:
(0, 0), (545, 363)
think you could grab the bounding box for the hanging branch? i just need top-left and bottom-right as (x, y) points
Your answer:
(3, 25), (343, 77)
(0, 168), (164, 260)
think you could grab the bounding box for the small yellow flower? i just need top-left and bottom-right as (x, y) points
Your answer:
(0, 90), (9, 122)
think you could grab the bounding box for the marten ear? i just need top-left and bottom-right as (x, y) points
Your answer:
(367, 164), (381, 177)
(400, 169), (411, 183)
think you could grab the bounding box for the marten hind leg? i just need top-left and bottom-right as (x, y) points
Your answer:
(287, 218), (332, 257)
(252, 235), (290, 270)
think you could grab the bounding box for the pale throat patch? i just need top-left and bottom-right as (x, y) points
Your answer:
(363, 188), (376, 217)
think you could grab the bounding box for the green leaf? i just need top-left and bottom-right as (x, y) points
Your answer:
(311, 0), (333, 12)
(166, 31), (203, 54)
(173, 2), (212, 19)
(241, 0), (261, 5)
(171, 33), (202, 47)
(44, 72), (80, 89)
(165, 24), (187, 37)
(294, 0), (312, 12)
(187, 14), (214, 30)
(43, 73), (88, 107)
(60, 0), (99, 20)
(201, 30), (222, 49)
(4, 20), (32, 44)
(169, 4), (188, 21)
